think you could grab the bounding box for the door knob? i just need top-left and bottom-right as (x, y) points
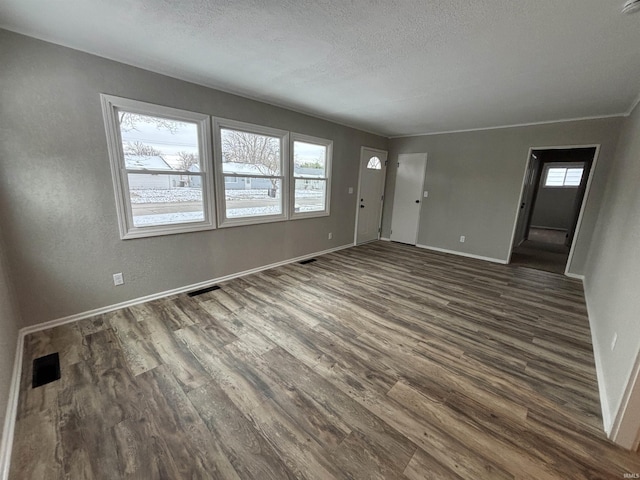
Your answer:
(360, 205), (365, 208)
(415, 200), (420, 203)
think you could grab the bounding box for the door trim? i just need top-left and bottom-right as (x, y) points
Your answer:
(507, 144), (600, 276)
(354, 146), (388, 246)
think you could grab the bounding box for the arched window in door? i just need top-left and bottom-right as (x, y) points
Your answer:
(367, 156), (382, 170)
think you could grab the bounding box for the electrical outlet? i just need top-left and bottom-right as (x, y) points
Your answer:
(348, 187), (354, 194)
(113, 272), (124, 286)
(460, 236), (466, 243)
(328, 232), (333, 240)
(611, 332), (618, 351)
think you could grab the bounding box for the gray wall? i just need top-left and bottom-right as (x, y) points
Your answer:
(583, 102), (640, 426)
(0, 238), (20, 445)
(384, 118), (622, 273)
(530, 186), (578, 231)
(0, 30), (387, 327)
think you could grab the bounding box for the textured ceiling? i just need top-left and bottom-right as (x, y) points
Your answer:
(2, 0), (640, 136)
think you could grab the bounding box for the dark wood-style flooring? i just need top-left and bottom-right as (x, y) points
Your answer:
(9, 241), (640, 479)
(511, 228), (570, 275)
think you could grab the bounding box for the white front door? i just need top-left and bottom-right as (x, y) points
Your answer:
(390, 153), (427, 245)
(355, 147), (388, 245)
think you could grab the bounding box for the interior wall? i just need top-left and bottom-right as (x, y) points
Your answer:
(583, 101), (640, 431)
(530, 186), (578, 231)
(0, 29), (388, 327)
(384, 118), (622, 272)
(0, 238), (20, 450)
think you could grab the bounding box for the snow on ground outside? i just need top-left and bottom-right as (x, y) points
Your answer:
(130, 188), (322, 204)
(130, 188), (202, 204)
(133, 211), (205, 227)
(133, 204), (323, 226)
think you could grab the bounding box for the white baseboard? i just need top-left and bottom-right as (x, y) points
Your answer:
(529, 225), (568, 232)
(379, 237), (391, 242)
(0, 243), (354, 478)
(416, 244), (508, 265)
(572, 275), (639, 450)
(582, 279), (613, 433)
(0, 333), (25, 480)
(592, 335), (613, 433)
(609, 349), (640, 450)
(564, 272), (585, 280)
(21, 243), (353, 336)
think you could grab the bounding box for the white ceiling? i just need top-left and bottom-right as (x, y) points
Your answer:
(2, 0), (640, 137)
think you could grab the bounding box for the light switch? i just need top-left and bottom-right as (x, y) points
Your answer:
(423, 191), (429, 198)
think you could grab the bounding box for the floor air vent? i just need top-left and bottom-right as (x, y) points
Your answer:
(188, 285), (221, 297)
(299, 258), (317, 265)
(32, 352), (61, 388)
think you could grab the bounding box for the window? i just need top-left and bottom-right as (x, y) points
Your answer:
(291, 134), (332, 218)
(543, 164), (584, 188)
(214, 119), (289, 227)
(101, 95), (215, 239)
(102, 97), (336, 235)
(367, 156), (382, 170)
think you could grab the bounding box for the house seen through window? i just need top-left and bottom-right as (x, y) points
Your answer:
(101, 95), (215, 239)
(292, 135), (332, 217)
(103, 96), (333, 237)
(217, 122), (287, 225)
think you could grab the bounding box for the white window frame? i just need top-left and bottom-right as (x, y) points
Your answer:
(214, 118), (289, 227)
(290, 133), (332, 219)
(542, 162), (585, 189)
(101, 94), (216, 239)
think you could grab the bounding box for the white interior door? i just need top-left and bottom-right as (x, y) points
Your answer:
(390, 153), (427, 245)
(355, 147), (387, 245)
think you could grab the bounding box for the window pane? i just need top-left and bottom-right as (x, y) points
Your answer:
(129, 174), (204, 227)
(367, 156), (382, 170)
(118, 111), (200, 171)
(224, 177), (282, 218)
(293, 141), (327, 176)
(294, 179), (326, 213)
(564, 168), (584, 186)
(220, 128), (281, 175)
(545, 168), (566, 187)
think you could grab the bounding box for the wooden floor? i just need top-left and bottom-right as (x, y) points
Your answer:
(9, 241), (640, 479)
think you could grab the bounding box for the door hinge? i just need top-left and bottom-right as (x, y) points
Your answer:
(378, 228), (381, 233)
(381, 195), (384, 201)
(385, 160), (388, 166)
(397, 162), (400, 167)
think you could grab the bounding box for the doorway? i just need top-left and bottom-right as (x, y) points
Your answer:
(355, 147), (388, 245)
(390, 153), (427, 245)
(510, 146), (598, 275)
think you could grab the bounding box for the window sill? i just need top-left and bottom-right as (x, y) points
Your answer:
(120, 221), (215, 240)
(217, 214), (288, 229)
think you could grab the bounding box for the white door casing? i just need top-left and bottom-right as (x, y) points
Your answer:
(355, 147), (388, 245)
(513, 151), (539, 248)
(390, 153), (427, 245)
